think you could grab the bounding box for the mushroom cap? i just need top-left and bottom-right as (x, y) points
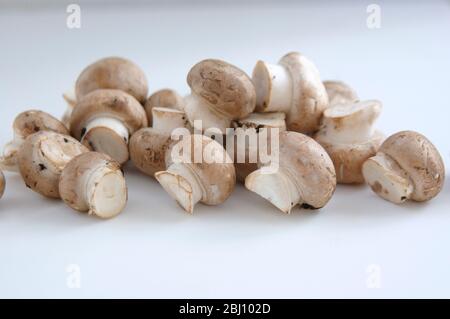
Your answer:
(165, 134), (235, 205)
(277, 131), (336, 208)
(59, 151), (126, 216)
(13, 110), (69, 138)
(187, 59), (256, 120)
(377, 131), (445, 201)
(279, 52), (329, 133)
(17, 131), (89, 198)
(0, 169), (5, 199)
(316, 130), (384, 184)
(144, 89), (184, 125)
(129, 127), (174, 177)
(70, 89), (148, 140)
(323, 80), (358, 106)
(75, 57), (148, 104)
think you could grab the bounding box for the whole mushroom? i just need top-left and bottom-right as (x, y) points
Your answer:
(59, 152), (127, 219)
(185, 59), (256, 132)
(314, 100), (384, 184)
(144, 89), (185, 125)
(0, 110), (69, 172)
(245, 131), (336, 213)
(323, 80), (358, 106)
(17, 131), (89, 198)
(362, 131), (445, 204)
(252, 52), (328, 134)
(155, 134), (235, 214)
(130, 107), (192, 177)
(70, 89), (148, 165)
(75, 56), (148, 104)
(0, 169), (5, 199)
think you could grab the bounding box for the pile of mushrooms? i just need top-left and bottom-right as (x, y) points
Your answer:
(0, 53), (445, 218)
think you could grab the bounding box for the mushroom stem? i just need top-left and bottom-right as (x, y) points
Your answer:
(362, 153), (414, 204)
(152, 107), (189, 135)
(184, 94), (231, 132)
(155, 162), (204, 214)
(0, 139), (22, 172)
(82, 163), (127, 218)
(245, 168), (302, 214)
(252, 61), (293, 113)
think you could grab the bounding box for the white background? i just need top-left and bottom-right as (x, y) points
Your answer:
(0, 0), (449, 298)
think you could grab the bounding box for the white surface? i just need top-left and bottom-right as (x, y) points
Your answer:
(0, 1), (450, 298)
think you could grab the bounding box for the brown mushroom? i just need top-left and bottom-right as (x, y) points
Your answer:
(362, 131), (445, 204)
(144, 89), (185, 125)
(323, 80), (358, 106)
(70, 89), (148, 165)
(0, 169), (5, 199)
(252, 52), (328, 134)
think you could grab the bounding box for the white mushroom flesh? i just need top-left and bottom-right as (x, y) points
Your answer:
(362, 153), (413, 204)
(152, 107), (189, 135)
(184, 94), (230, 132)
(252, 61), (293, 113)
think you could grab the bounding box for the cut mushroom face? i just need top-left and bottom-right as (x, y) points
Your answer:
(252, 52), (328, 134)
(0, 169), (5, 199)
(144, 89), (185, 125)
(323, 80), (358, 106)
(75, 56), (148, 104)
(245, 131), (336, 213)
(70, 89), (148, 165)
(362, 131), (445, 204)
(314, 100), (384, 184)
(59, 152), (127, 218)
(185, 59), (256, 132)
(0, 110), (69, 172)
(154, 134), (235, 214)
(130, 107), (192, 177)
(17, 131), (89, 198)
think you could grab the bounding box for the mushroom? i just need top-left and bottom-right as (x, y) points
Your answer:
(0, 110), (69, 172)
(185, 59), (256, 132)
(144, 89), (185, 125)
(59, 152), (127, 218)
(129, 107), (192, 177)
(62, 88), (77, 129)
(70, 89), (148, 165)
(252, 52), (328, 134)
(17, 131), (89, 198)
(0, 169), (5, 199)
(323, 80), (358, 106)
(362, 131), (445, 204)
(154, 134), (235, 214)
(230, 112), (286, 182)
(314, 100), (384, 184)
(245, 131), (336, 213)
(75, 56), (148, 104)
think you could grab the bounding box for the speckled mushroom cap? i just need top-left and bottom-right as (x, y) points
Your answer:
(376, 131), (445, 201)
(187, 59), (256, 120)
(75, 57), (148, 104)
(144, 89), (184, 124)
(0, 169), (5, 199)
(17, 131), (89, 198)
(129, 128), (175, 177)
(70, 89), (148, 140)
(59, 152), (125, 213)
(323, 80), (358, 106)
(277, 131), (336, 208)
(279, 52), (329, 133)
(165, 134), (236, 205)
(13, 110), (69, 138)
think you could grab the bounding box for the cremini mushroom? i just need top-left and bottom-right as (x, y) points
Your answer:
(144, 89), (185, 125)
(231, 112), (286, 182)
(323, 80), (358, 106)
(155, 134), (235, 214)
(17, 131), (88, 198)
(59, 152), (127, 218)
(245, 131), (336, 213)
(0, 169), (5, 199)
(252, 52), (328, 134)
(75, 56), (148, 104)
(62, 88), (77, 129)
(70, 89), (148, 165)
(130, 107), (192, 177)
(185, 59), (256, 132)
(0, 110), (69, 172)
(314, 100), (384, 184)
(362, 131), (445, 204)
